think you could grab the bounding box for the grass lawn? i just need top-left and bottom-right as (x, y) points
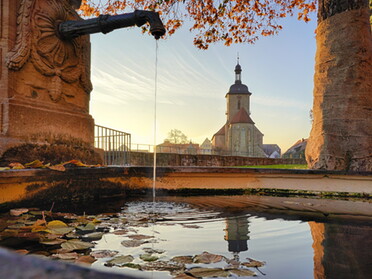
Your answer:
(241, 164), (308, 169)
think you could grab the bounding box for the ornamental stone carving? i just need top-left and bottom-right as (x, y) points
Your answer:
(6, 0), (92, 106)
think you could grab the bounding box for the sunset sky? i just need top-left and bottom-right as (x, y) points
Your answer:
(89, 13), (317, 153)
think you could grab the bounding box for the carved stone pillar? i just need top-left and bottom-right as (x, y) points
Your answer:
(0, 0), (98, 163)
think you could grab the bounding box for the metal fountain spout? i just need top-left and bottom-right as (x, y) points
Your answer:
(58, 10), (166, 40)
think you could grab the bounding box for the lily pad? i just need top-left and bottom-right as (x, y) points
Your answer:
(140, 253), (159, 262)
(193, 251), (225, 264)
(105, 255), (134, 267)
(90, 250), (119, 259)
(242, 258), (265, 268)
(61, 239), (94, 251)
(228, 268), (256, 276)
(186, 267), (230, 278)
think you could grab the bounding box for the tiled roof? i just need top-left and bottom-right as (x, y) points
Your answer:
(214, 125), (226, 136)
(230, 108), (255, 124)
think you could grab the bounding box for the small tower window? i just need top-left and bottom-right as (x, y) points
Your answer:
(237, 99), (241, 110)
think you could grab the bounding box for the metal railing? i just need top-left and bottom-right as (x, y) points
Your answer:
(94, 125), (131, 165)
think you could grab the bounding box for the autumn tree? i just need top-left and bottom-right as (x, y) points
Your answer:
(80, 0), (372, 171)
(165, 129), (188, 144)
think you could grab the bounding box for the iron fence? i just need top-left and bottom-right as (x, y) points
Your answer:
(94, 125), (131, 165)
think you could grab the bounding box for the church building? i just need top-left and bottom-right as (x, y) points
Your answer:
(212, 61), (266, 157)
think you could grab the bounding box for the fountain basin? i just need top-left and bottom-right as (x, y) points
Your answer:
(0, 166), (370, 211)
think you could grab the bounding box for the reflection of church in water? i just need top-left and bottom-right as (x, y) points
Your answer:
(212, 61), (266, 157)
(224, 216), (250, 260)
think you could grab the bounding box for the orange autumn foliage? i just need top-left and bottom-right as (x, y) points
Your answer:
(79, 0), (317, 49)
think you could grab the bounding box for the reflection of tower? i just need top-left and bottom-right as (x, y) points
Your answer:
(224, 216), (250, 261)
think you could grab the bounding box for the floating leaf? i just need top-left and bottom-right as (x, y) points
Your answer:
(48, 164), (66, 172)
(186, 267), (229, 278)
(228, 268), (256, 276)
(9, 163), (25, 169)
(15, 249), (29, 255)
(82, 232), (103, 242)
(173, 274), (195, 279)
(242, 258), (265, 268)
(47, 220), (68, 228)
(10, 208), (29, 216)
(122, 263), (142, 269)
(51, 252), (79, 260)
(40, 238), (66, 245)
(112, 229), (129, 235)
(121, 239), (148, 247)
(142, 248), (165, 254)
(61, 239), (94, 251)
(25, 160), (44, 168)
(181, 224), (202, 229)
(142, 260), (185, 273)
(76, 222), (95, 233)
(193, 251), (225, 264)
(90, 250), (119, 259)
(140, 253), (159, 262)
(171, 256), (193, 264)
(105, 255), (134, 267)
(76, 255), (96, 265)
(127, 234), (154, 240)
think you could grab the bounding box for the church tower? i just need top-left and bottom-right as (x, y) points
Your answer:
(226, 60), (252, 122)
(212, 59), (266, 157)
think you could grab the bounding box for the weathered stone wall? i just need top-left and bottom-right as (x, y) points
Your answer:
(130, 152), (305, 166)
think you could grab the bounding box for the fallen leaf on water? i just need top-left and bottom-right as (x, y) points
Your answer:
(90, 250), (119, 259)
(242, 258), (265, 268)
(112, 229), (129, 235)
(40, 238), (66, 246)
(9, 163), (25, 169)
(25, 160), (44, 168)
(121, 239), (148, 248)
(0, 167), (10, 171)
(105, 255), (134, 267)
(82, 232), (104, 242)
(142, 248), (165, 254)
(172, 274), (195, 279)
(127, 234), (154, 240)
(122, 263), (142, 269)
(15, 249), (29, 255)
(61, 239), (94, 251)
(186, 267), (230, 278)
(76, 222), (95, 233)
(10, 208), (29, 217)
(193, 251), (225, 264)
(228, 268), (256, 276)
(171, 256), (193, 264)
(181, 224), (202, 229)
(142, 260), (185, 272)
(51, 252), (79, 260)
(48, 164), (66, 172)
(76, 255), (96, 265)
(140, 253), (159, 262)
(47, 220), (68, 228)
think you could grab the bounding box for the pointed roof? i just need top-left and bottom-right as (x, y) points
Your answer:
(214, 125), (226, 136)
(230, 108), (255, 124)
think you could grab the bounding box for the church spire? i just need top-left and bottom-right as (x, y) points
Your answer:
(234, 55), (242, 84)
